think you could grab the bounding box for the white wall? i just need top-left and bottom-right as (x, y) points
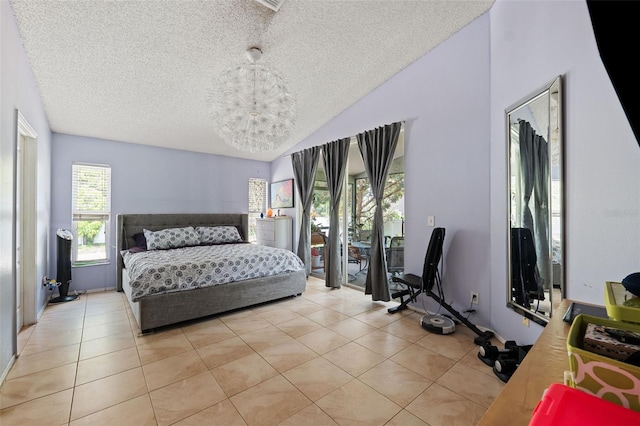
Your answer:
(490, 0), (640, 342)
(50, 133), (271, 291)
(1, 0), (52, 380)
(274, 13), (493, 326)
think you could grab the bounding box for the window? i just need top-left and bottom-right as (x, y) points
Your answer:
(71, 163), (111, 265)
(248, 178), (267, 242)
(353, 172), (404, 237)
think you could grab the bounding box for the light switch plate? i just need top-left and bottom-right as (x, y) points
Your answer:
(427, 216), (435, 227)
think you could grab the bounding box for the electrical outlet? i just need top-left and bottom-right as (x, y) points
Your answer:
(470, 291), (479, 305)
(42, 275), (49, 287)
(522, 317), (530, 327)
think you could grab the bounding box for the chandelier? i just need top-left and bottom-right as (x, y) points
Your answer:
(210, 47), (296, 153)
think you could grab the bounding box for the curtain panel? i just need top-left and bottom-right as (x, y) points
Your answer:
(533, 132), (550, 291)
(518, 121), (535, 233)
(357, 122), (402, 301)
(517, 120), (549, 296)
(321, 138), (351, 288)
(291, 147), (320, 276)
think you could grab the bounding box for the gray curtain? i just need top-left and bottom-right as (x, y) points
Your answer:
(518, 120), (544, 297)
(519, 121), (536, 233)
(322, 138), (350, 288)
(356, 122), (401, 301)
(533, 135), (550, 290)
(291, 147), (320, 276)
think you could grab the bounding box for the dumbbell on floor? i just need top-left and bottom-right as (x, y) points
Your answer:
(494, 355), (519, 375)
(477, 340), (519, 366)
(493, 354), (520, 383)
(492, 344), (533, 383)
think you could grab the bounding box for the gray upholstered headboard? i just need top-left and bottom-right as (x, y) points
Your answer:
(116, 213), (249, 292)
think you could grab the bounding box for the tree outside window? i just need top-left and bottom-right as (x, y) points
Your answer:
(311, 172), (404, 242)
(354, 173), (404, 234)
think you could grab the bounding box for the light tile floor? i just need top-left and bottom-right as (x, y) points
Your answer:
(0, 277), (504, 425)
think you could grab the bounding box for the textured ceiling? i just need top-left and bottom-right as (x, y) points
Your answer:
(9, 0), (494, 162)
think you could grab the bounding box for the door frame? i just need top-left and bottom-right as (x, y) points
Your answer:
(14, 110), (38, 335)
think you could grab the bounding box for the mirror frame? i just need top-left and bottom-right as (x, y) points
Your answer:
(506, 75), (564, 326)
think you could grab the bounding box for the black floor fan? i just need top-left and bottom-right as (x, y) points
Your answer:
(50, 229), (79, 303)
(388, 227), (494, 345)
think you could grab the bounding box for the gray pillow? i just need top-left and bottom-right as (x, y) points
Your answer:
(143, 226), (201, 250)
(196, 226), (243, 244)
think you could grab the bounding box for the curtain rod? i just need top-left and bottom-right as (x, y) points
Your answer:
(282, 120), (406, 159)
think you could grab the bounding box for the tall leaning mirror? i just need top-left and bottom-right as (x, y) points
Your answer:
(507, 75), (563, 325)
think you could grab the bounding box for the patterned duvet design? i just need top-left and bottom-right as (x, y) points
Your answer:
(122, 243), (304, 302)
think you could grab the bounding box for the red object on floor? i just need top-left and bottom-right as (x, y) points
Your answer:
(529, 383), (640, 425)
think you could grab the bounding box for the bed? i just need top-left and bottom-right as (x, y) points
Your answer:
(116, 213), (307, 333)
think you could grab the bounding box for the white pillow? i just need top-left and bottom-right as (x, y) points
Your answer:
(143, 227), (201, 250)
(196, 226), (243, 244)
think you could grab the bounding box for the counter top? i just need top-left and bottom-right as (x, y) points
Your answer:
(477, 299), (573, 426)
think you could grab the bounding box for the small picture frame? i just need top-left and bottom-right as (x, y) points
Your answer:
(271, 179), (294, 208)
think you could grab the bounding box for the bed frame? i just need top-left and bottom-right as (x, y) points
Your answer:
(116, 213), (307, 333)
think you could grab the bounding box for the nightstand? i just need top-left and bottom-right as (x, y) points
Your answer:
(256, 216), (292, 251)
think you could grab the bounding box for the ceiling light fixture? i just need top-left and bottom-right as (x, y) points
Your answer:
(209, 47), (296, 153)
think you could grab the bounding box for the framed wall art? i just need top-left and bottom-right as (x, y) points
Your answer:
(271, 179), (294, 208)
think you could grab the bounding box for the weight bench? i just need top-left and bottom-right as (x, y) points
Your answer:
(388, 227), (493, 345)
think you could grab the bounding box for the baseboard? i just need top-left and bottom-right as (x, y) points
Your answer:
(49, 286), (117, 299)
(406, 305), (503, 343)
(37, 300), (47, 321)
(0, 355), (16, 388)
(75, 286), (116, 295)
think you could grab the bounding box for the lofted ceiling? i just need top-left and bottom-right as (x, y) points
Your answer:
(9, 0), (494, 162)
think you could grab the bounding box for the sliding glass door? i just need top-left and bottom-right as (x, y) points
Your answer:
(310, 135), (405, 289)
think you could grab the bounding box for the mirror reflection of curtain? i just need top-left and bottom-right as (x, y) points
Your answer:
(291, 147), (320, 276)
(519, 121), (536, 233)
(533, 133), (550, 291)
(322, 138), (350, 288)
(516, 120), (549, 297)
(357, 122), (401, 301)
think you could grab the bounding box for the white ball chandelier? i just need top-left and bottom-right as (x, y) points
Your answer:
(210, 47), (296, 153)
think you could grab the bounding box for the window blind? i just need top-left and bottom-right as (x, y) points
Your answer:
(72, 163), (111, 221)
(248, 178), (267, 213)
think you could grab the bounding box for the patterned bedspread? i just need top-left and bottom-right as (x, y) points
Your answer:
(122, 243), (304, 302)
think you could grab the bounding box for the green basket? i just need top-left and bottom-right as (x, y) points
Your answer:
(605, 281), (640, 324)
(567, 313), (640, 412)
